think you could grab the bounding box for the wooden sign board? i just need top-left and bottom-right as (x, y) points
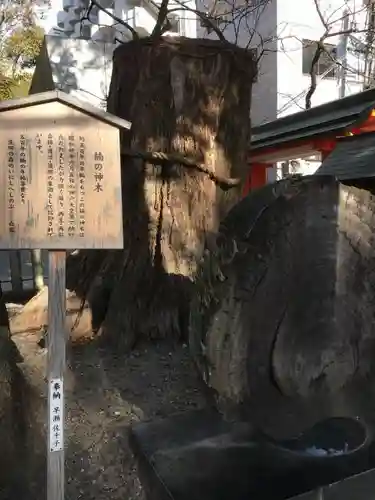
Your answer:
(0, 91), (131, 500)
(0, 91), (131, 250)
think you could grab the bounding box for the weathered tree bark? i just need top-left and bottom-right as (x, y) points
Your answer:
(190, 176), (375, 438)
(0, 283), (27, 494)
(67, 37), (255, 349)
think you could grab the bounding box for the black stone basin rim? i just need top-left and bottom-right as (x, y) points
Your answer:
(274, 417), (372, 459)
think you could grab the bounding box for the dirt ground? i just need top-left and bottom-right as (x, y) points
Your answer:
(66, 342), (208, 500)
(7, 298), (209, 500)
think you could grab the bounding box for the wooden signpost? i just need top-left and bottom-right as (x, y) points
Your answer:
(0, 91), (130, 500)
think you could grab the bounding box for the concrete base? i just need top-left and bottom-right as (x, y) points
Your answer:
(129, 409), (375, 500)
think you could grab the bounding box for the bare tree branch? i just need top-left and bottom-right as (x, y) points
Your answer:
(313, 0), (328, 30)
(83, 0), (139, 40)
(305, 41), (323, 109)
(170, 0), (228, 42)
(304, 2), (369, 109)
(151, 0), (170, 38)
(77, 0), (373, 118)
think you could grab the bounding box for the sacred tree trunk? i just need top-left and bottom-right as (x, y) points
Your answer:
(190, 176), (375, 438)
(67, 37), (255, 349)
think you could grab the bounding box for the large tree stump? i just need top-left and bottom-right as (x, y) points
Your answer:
(67, 37), (255, 349)
(190, 176), (375, 437)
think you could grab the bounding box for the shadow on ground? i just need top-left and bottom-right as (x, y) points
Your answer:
(7, 328), (208, 500)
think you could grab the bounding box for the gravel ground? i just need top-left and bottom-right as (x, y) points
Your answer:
(4, 291), (209, 499)
(64, 341), (208, 500)
(11, 330), (208, 500)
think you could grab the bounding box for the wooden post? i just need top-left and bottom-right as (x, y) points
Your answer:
(31, 249), (45, 290)
(0, 91), (127, 500)
(47, 251), (66, 500)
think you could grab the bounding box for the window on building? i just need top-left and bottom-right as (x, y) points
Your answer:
(200, 0), (230, 33)
(250, 47), (258, 82)
(346, 45), (366, 82)
(200, 15), (224, 32)
(167, 14), (180, 33)
(302, 39), (337, 79)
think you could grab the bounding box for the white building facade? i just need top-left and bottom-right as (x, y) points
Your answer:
(36, 0), (371, 121)
(241, 0), (371, 179)
(35, 0), (64, 35)
(37, 0), (371, 121)
(250, 0), (369, 126)
(42, 0), (198, 41)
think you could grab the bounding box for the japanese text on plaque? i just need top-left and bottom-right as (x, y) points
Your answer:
(49, 378), (64, 452)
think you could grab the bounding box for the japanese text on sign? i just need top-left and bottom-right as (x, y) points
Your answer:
(7, 139), (15, 234)
(19, 134), (28, 204)
(94, 151), (104, 192)
(49, 378), (64, 453)
(46, 133), (87, 239)
(67, 134), (76, 237)
(5, 133), (109, 241)
(47, 134), (54, 237)
(36, 133), (43, 152)
(0, 100), (123, 250)
(79, 136), (86, 237)
(57, 134), (65, 237)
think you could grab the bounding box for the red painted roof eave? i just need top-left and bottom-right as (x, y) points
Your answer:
(248, 113), (375, 164)
(248, 136), (337, 163)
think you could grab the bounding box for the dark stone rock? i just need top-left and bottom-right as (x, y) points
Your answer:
(129, 409), (375, 500)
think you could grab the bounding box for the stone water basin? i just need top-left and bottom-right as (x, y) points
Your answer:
(129, 410), (374, 500)
(278, 417), (369, 457)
